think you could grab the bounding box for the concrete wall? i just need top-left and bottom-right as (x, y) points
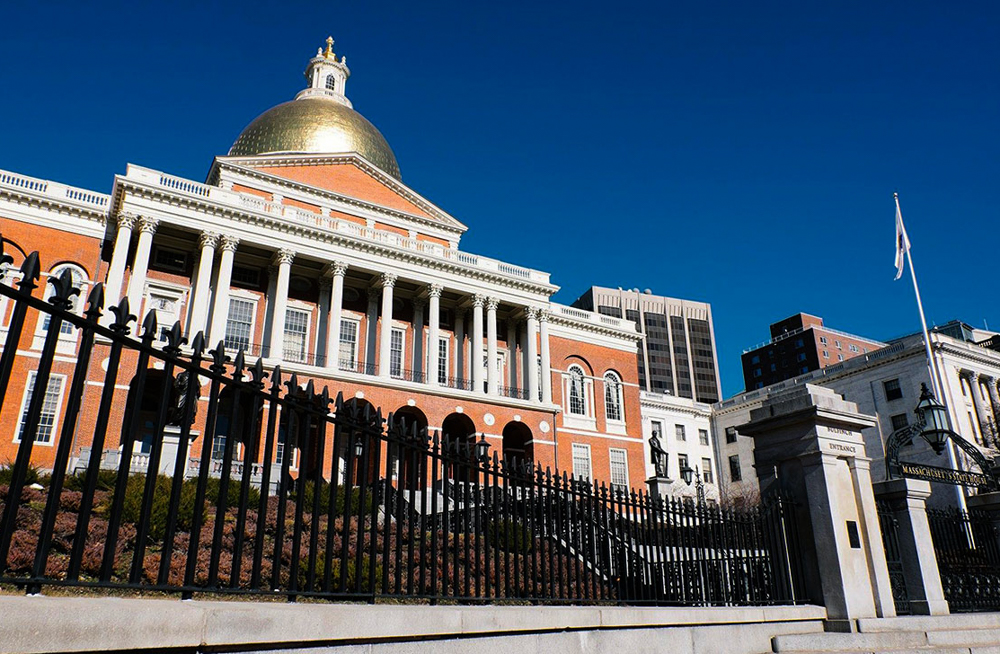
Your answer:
(0, 596), (825, 654)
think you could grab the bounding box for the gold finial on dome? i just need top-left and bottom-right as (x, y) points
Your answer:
(324, 36), (335, 59)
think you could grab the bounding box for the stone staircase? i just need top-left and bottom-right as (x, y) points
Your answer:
(771, 614), (1000, 653)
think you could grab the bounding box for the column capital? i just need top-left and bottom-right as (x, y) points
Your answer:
(472, 293), (487, 308)
(960, 368), (977, 381)
(525, 307), (540, 321)
(318, 276), (332, 291)
(273, 248), (296, 266)
(428, 283), (444, 299)
(324, 260), (349, 278)
(137, 215), (159, 234)
(198, 231), (220, 250)
(115, 211), (138, 230)
(219, 234), (240, 252)
(379, 272), (398, 289)
(485, 297), (499, 312)
(980, 373), (996, 385)
(538, 309), (550, 323)
(412, 295), (427, 310)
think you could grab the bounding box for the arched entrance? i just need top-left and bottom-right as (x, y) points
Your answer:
(501, 421), (533, 469)
(441, 412), (477, 482)
(336, 398), (380, 485)
(389, 406), (429, 489)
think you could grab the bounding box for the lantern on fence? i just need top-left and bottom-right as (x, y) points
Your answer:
(915, 383), (951, 454)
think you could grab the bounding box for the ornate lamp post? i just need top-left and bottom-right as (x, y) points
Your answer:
(680, 464), (706, 506)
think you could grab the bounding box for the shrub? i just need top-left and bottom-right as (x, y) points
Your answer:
(487, 518), (533, 554)
(294, 481), (373, 518)
(63, 469), (118, 493)
(116, 475), (203, 542)
(0, 462), (42, 488)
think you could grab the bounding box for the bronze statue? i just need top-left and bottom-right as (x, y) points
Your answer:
(649, 430), (667, 478)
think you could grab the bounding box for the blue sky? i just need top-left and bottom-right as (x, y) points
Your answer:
(1, 1), (997, 397)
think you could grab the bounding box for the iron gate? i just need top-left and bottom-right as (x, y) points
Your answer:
(927, 507), (1000, 612)
(875, 500), (910, 615)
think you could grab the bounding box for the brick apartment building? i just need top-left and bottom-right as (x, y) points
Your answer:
(740, 313), (886, 391)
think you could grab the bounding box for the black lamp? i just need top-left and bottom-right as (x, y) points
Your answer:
(915, 383), (951, 454)
(353, 432), (364, 458)
(680, 464), (694, 485)
(474, 434), (490, 462)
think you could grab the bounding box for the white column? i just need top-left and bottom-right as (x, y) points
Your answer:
(267, 249), (295, 360)
(378, 273), (397, 378)
(507, 319), (518, 389)
(472, 295), (485, 392)
(540, 310), (552, 404)
(125, 216), (158, 317)
(526, 308), (539, 402)
(486, 297), (499, 396)
(104, 212), (136, 316)
(324, 261), (348, 370)
(455, 310), (465, 381)
(427, 284), (443, 386)
(207, 235), (239, 347)
(186, 231), (219, 338)
(520, 320), (529, 391)
(365, 291), (379, 371)
(412, 296), (426, 378)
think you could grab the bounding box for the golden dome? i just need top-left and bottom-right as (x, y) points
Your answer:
(229, 97), (401, 179)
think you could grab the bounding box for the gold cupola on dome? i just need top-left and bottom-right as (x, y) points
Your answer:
(229, 37), (401, 179)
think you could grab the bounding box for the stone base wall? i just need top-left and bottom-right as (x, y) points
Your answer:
(0, 596), (825, 654)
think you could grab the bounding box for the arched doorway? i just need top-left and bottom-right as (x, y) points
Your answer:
(123, 370), (173, 458)
(501, 421), (533, 469)
(389, 406), (428, 489)
(441, 412), (477, 482)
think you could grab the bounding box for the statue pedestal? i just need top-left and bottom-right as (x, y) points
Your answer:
(646, 476), (673, 499)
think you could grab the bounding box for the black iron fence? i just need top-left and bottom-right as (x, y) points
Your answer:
(875, 500), (910, 615)
(0, 245), (803, 606)
(928, 507), (1000, 612)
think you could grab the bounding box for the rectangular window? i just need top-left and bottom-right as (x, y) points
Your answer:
(16, 372), (65, 444)
(231, 265), (261, 289)
(675, 424), (686, 441)
(890, 413), (909, 432)
(702, 458), (713, 484)
(835, 340), (842, 349)
(651, 419), (664, 439)
(837, 354), (844, 361)
(572, 443), (592, 481)
(211, 434), (227, 461)
(698, 429), (709, 446)
(390, 327), (404, 378)
(151, 247), (188, 272)
(750, 355), (760, 365)
(283, 308), (309, 363)
(729, 455), (742, 482)
(148, 293), (180, 344)
(338, 319), (358, 370)
(822, 350), (829, 358)
(796, 352), (806, 362)
(770, 363), (777, 372)
(819, 336), (827, 345)
(753, 368), (762, 378)
(609, 448), (629, 490)
(849, 344), (859, 353)
(224, 298), (255, 352)
(884, 378), (903, 401)
(437, 337), (449, 384)
(725, 426), (737, 444)
(678, 453), (689, 472)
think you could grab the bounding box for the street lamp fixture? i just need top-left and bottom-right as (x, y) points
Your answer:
(680, 464), (693, 485)
(353, 432), (364, 459)
(681, 464), (706, 505)
(915, 383), (951, 454)
(474, 434), (490, 463)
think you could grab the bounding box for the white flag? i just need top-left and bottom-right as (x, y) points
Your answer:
(894, 194), (911, 280)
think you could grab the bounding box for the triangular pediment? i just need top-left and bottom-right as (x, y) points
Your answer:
(210, 154), (466, 235)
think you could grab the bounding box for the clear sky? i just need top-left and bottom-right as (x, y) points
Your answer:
(1, 1), (997, 397)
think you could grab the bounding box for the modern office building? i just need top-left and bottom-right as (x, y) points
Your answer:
(740, 312), (886, 391)
(571, 287), (722, 404)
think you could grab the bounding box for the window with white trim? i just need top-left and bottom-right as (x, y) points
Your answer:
(571, 443), (592, 480)
(698, 429), (709, 446)
(224, 298), (255, 352)
(390, 327), (405, 378)
(338, 318), (359, 370)
(437, 337), (449, 384)
(325, 74), (336, 91)
(283, 308), (309, 363)
(15, 371), (65, 444)
(604, 371), (623, 422)
(40, 264), (86, 336)
(147, 290), (183, 344)
(675, 424), (686, 441)
(568, 365), (586, 415)
(609, 448), (629, 490)
(702, 458), (714, 484)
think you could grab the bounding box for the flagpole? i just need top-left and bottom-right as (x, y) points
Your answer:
(896, 192), (965, 510)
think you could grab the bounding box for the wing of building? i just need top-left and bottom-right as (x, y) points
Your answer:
(0, 39), (652, 490)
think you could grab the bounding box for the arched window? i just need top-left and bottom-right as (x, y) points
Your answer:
(604, 371), (623, 422)
(42, 264), (86, 335)
(325, 74), (337, 91)
(568, 365), (586, 416)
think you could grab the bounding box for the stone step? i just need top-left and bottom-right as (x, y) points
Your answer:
(773, 631), (932, 652)
(857, 614), (1000, 633)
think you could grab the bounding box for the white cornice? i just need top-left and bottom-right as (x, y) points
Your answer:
(111, 177), (558, 297)
(210, 154), (466, 234)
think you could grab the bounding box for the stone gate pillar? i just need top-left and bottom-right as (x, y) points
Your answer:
(738, 384), (896, 630)
(872, 478), (949, 615)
